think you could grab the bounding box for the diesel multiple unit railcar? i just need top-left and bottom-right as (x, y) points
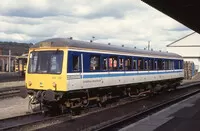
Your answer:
(20, 38), (184, 111)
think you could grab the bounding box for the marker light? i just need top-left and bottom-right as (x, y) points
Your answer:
(28, 81), (32, 86)
(52, 82), (57, 88)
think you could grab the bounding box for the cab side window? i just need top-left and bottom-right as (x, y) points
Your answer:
(72, 55), (80, 72)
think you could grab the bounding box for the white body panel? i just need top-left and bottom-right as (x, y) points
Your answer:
(67, 69), (184, 91)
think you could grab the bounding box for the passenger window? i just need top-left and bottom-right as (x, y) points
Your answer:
(158, 59), (162, 70)
(133, 59), (137, 70)
(172, 61), (175, 69)
(144, 59), (148, 70)
(168, 60), (171, 70)
(162, 61), (165, 70)
(72, 56), (80, 71)
(113, 59), (118, 70)
(154, 60), (157, 70)
(109, 56), (118, 70)
(90, 55), (100, 71)
(165, 60), (168, 70)
(169, 60), (172, 70)
(149, 59), (154, 70)
(170, 60), (173, 70)
(103, 57), (108, 70)
(138, 58), (144, 70)
(119, 58), (124, 70)
(181, 61), (183, 69)
(125, 57), (132, 70)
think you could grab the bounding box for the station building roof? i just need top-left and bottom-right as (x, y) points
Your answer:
(142, 0), (200, 33)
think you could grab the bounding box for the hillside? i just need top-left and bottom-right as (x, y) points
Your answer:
(0, 42), (33, 56)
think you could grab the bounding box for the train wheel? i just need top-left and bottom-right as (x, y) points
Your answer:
(81, 97), (89, 108)
(172, 83), (179, 90)
(28, 95), (38, 113)
(59, 104), (66, 114)
(98, 95), (107, 107)
(127, 87), (139, 98)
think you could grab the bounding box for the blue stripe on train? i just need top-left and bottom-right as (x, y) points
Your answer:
(82, 71), (183, 78)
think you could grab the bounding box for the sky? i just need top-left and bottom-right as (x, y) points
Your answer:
(0, 0), (193, 51)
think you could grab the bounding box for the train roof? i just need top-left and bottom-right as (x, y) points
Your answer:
(32, 38), (182, 59)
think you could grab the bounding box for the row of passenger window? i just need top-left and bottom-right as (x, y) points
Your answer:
(89, 56), (182, 71)
(69, 52), (183, 72)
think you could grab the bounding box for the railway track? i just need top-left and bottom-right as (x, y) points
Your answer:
(0, 80), (198, 100)
(37, 82), (200, 131)
(0, 110), (71, 131)
(0, 81), (193, 100)
(0, 76), (24, 83)
(92, 87), (200, 131)
(0, 96), (146, 131)
(0, 111), (46, 131)
(0, 82), (200, 131)
(0, 89), (20, 99)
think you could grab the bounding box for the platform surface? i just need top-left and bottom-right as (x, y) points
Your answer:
(120, 89), (200, 131)
(0, 81), (24, 89)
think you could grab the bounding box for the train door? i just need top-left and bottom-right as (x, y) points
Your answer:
(81, 53), (84, 84)
(68, 51), (83, 90)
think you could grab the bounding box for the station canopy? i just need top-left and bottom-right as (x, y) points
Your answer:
(142, 0), (200, 33)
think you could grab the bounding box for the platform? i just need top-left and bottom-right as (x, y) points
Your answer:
(119, 90), (200, 131)
(0, 72), (23, 82)
(0, 72), (24, 89)
(0, 81), (24, 90)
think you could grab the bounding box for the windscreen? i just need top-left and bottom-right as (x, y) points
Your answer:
(28, 50), (63, 74)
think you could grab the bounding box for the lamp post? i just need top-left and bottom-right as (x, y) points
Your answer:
(148, 41), (150, 50)
(8, 50), (11, 72)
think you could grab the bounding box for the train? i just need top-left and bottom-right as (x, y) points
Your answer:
(20, 38), (184, 112)
(15, 54), (28, 77)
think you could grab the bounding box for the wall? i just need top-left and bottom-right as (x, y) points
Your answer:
(167, 47), (200, 57)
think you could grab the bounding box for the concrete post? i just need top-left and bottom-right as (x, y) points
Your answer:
(6, 58), (8, 72)
(2, 59), (4, 72)
(9, 50), (11, 72)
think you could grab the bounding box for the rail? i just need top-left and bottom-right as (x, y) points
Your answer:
(90, 88), (200, 131)
(0, 89), (20, 99)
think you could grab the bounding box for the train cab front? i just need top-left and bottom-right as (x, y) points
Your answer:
(20, 47), (67, 106)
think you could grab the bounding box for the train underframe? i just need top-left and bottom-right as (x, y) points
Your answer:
(21, 78), (183, 114)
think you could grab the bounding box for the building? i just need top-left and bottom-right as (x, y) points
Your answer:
(0, 49), (15, 72)
(0, 42), (32, 72)
(166, 32), (200, 72)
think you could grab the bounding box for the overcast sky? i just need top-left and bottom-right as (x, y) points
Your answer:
(0, 0), (193, 51)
